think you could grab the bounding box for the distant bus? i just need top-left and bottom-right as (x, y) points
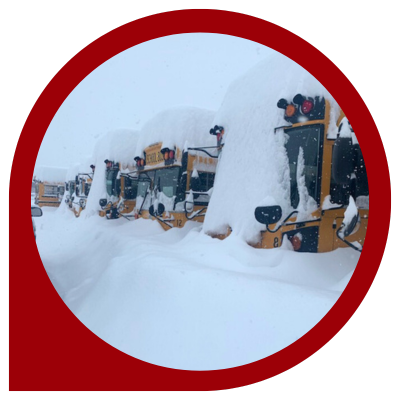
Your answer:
(99, 160), (140, 220)
(34, 180), (65, 207)
(254, 94), (368, 253)
(65, 167), (94, 217)
(134, 131), (222, 229)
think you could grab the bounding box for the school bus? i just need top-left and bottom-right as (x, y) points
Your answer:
(65, 165), (94, 217)
(98, 160), (140, 219)
(134, 128), (223, 229)
(254, 94), (368, 253)
(33, 166), (67, 207)
(34, 180), (65, 207)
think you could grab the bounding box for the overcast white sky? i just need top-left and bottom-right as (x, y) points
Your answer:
(35, 33), (274, 170)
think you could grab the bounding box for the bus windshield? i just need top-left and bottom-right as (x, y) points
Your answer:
(154, 167), (181, 198)
(106, 169), (120, 197)
(123, 177), (138, 200)
(285, 124), (323, 208)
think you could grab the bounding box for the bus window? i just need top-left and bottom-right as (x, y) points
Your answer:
(84, 183), (91, 197)
(154, 167), (180, 198)
(44, 185), (59, 197)
(58, 185), (65, 196)
(191, 171), (215, 202)
(137, 171), (154, 210)
(285, 125), (323, 208)
(124, 177), (138, 200)
(330, 143), (368, 206)
(106, 169), (120, 197)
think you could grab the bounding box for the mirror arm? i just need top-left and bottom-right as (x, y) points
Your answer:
(138, 189), (149, 216)
(266, 210), (299, 233)
(185, 207), (207, 220)
(336, 227), (362, 252)
(152, 214), (173, 228)
(187, 146), (222, 159)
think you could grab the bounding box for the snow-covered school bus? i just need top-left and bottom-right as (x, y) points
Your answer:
(98, 160), (140, 219)
(134, 128), (222, 230)
(33, 166), (67, 208)
(254, 94), (368, 253)
(34, 180), (65, 207)
(65, 165), (95, 217)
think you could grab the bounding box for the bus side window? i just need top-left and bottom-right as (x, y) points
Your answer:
(191, 172), (215, 201)
(354, 144), (368, 197)
(175, 173), (187, 203)
(329, 144), (368, 205)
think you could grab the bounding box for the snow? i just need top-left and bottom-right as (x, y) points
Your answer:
(296, 147), (318, 220)
(33, 54), (364, 371)
(33, 165), (67, 183)
(36, 206), (359, 370)
(83, 129), (140, 217)
(135, 106), (216, 156)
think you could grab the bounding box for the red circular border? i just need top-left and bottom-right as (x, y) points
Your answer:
(10, 10), (390, 390)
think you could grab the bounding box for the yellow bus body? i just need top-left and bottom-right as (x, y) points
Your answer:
(34, 181), (64, 207)
(215, 100), (368, 253)
(136, 142), (217, 230)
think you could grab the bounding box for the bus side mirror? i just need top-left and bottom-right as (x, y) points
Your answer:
(149, 203), (165, 216)
(332, 137), (354, 185)
(31, 206), (43, 217)
(342, 213), (359, 237)
(184, 201), (194, 213)
(99, 199), (107, 208)
(340, 197), (360, 238)
(255, 205), (282, 226)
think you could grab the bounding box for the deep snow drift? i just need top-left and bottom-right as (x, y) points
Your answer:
(36, 206), (358, 370)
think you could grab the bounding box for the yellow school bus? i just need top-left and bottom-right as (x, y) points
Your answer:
(33, 166), (67, 207)
(65, 166), (94, 217)
(134, 130), (223, 229)
(34, 180), (65, 207)
(98, 160), (140, 220)
(254, 94), (368, 253)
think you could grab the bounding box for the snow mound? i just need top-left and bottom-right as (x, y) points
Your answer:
(93, 128), (140, 164)
(135, 106), (216, 155)
(203, 54), (340, 243)
(33, 165), (67, 183)
(84, 129), (140, 217)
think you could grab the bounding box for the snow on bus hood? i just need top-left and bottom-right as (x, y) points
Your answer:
(203, 53), (340, 243)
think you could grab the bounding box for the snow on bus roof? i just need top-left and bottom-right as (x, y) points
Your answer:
(203, 53), (340, 243)
(93, 129), (140, 165)
(65, 156), (95, 181)
(135, 106), (216, 157)
(33, 165), (67, 183)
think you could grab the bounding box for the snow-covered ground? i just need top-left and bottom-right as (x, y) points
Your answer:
(36, 206), (359, 370)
